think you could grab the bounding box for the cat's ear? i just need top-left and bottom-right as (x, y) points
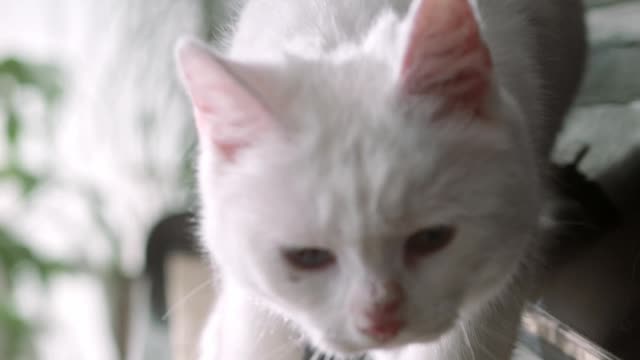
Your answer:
(175, 37), (274, 161)
(398, 0), (492, 114)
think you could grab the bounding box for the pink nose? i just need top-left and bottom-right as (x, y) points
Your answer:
(366, 281), (405, 317)
(360, 318), (405, 341)
(367, 296), (402, 316)
(360, 290), (405, 341)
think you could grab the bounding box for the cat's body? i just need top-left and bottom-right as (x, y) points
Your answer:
(175, 1), (586, 359)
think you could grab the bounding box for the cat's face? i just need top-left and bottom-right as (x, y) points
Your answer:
(196, 63), (538, 355)
(177, 0), (540, 355)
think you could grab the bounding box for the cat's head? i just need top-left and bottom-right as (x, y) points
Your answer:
(176, 0), (540, 355)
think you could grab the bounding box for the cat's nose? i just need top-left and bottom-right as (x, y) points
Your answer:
(359, 281), (406, 341)
(359, 317), (405, 342)
(362, 296), (403, 336)
(368, 281), (405, 314)
(366, 294), (403, 318)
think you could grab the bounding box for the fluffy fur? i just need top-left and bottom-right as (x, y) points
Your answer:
(176, 0), (586, 359)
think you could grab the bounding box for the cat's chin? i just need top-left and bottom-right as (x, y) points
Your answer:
(310, 322), (455, 356)
(309, 338), (369, 358)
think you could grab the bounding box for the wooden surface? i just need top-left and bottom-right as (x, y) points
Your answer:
(165, 254), (215, 360)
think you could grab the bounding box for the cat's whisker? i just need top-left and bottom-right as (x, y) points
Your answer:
(460, 322), (477, 360)
(471, 335), (501, 360)
(476, 320), (513, 342)
(162, 278), (214, 321)
(472, 322), (514, 360)
(260, 338), (303, 360)
(309, 349), (320, 360)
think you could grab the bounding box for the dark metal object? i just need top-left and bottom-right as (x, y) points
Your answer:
(144, 212), (200, 320)
(544, 146), (622, 269)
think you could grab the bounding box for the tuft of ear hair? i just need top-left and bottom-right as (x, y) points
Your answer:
(399, 0), (492, 115)
(175, 37), (274, 161)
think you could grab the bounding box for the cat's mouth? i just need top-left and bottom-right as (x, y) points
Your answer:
(312, 319), (456, 356)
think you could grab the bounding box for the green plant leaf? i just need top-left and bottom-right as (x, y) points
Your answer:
(0, 57), (63, 104)
(35, 260), (76, 285)
(6, 107), (20, 146)
(0, 226), (74, 288)
(14, 168), (40, 196)
(0, 300), (33, 360)
(0, 226), (30, 289)
(0, 165), (44, 197)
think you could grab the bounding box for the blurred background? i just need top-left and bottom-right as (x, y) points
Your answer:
(0, 0), (639, 360)
(0, 0), (230, 359)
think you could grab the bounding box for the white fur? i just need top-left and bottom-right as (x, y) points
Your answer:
(179, 1), (586, 359)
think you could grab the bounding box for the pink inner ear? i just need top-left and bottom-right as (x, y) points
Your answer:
(176, 39), (272, 161)
(401, 0), (492, 114)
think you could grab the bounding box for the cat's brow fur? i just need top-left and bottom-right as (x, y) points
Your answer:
(176, 0), (586, 359)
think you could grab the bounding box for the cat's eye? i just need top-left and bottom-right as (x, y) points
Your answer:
(404, 225), (455, 259)
(283, 248), (336, 270)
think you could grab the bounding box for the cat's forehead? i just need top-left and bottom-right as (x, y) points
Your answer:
(280, 56), (396, 118)
(276, 61), (422, 167)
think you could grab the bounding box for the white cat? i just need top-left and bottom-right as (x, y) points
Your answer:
(175, 0), (586, 359)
